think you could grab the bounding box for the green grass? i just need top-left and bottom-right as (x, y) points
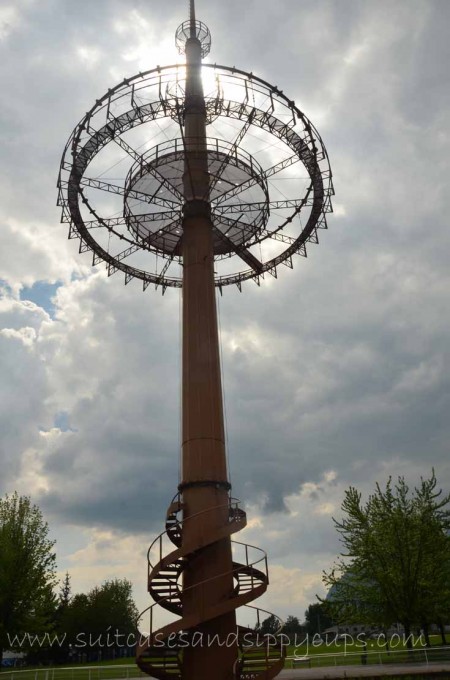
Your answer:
(2, 635), (449, 678)
(283, 635), (450, 671)
(0, 659), (140, 680)
(285, 634), (446, 658)
(0, 664), (142, 680)
(1, 659), (135, 672)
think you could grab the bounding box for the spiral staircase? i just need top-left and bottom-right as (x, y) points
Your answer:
(136, 495), (285, 680)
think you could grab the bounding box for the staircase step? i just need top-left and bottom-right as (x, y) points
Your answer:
(150, 581), (179, 587)
(150, 590), (180, 596)
(157, 565), (179, 569)
(153, 662), (178, 667)
(150, 582), (179, 588)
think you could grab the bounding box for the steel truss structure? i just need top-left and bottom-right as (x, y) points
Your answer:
(58, 64), (333, 293)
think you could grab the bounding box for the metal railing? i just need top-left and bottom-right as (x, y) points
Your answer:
(7, 640), (449, 680)
(285, 644), (450, 670)
(138, 540), (269, 640)
(239, 604), (284, 636)
(0, 666), (145, 680)
(147, 496), (244, 571)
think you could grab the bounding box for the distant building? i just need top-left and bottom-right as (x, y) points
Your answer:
(1, 651), (26, 667)
(323, 623), (405, 640)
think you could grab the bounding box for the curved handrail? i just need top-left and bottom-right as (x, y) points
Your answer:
(137, 491), (284, 680)
(242, 604), (284, 636)
(140, 542), (269, 639)
(147, 496), (244, 568)
(147, 540), (268, 605)
(166, 494), (243, 526)
(137, 603), (284, 641)
(232, 539), (269, 561)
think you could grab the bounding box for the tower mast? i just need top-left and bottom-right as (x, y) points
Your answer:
(189, 0), (196, 37)
(58, 0), (334, 677)
(180, 0), (238, 675)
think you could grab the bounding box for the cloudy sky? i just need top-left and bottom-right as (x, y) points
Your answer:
(1, 0), (450, 627)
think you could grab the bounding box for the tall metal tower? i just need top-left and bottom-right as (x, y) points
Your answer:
(57, 1), (333, 679)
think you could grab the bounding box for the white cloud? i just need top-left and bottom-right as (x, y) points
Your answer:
(0, 326), (36, 346)
(0, 6), (20, 40)
(0, 218), (86, 294)
(113, 9), (179, 70)
(76, 46), (102, 69)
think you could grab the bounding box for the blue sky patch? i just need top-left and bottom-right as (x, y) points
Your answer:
(54, 411), (75, 433)
(20, 281), (61, 317)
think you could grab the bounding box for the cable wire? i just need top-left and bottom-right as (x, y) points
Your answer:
(216, 288), (232, 487)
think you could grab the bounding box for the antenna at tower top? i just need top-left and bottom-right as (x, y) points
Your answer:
(189, 0), (196, 37)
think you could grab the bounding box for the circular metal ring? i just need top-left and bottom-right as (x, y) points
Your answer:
(123, 137), (269, 257)
(57, 63), (334, 292)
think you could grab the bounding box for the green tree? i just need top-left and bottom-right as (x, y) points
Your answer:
(63, 579), (138, 660)
(281, 615), (303, 642)
(323, 471), (450, 649)
(51, 573), (72, 664)
(255, 614), (280, 636)
(0, 492), (57, 665)
(304, 603), (333, 636)
(59, 573), (71, 609)
(88, 579), (138, 653)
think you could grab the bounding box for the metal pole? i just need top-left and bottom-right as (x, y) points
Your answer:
(189, 0), (196, 38)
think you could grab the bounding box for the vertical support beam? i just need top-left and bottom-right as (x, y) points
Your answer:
(180, 26), (238, 680)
